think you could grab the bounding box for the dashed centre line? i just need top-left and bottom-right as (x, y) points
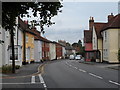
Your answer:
(89, 73), (103, 79)
(109, 80), (120, 86)
(66, 61), (120, 86)
(79, 69), (86, 73)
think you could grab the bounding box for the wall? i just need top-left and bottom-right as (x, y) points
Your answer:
(102, 30), (109, 62)
(34, 40), (42, 62)
(56, 44), (62, 59)
(25, 33), (34, 63)
(103, 29), (120, 63)
(85, 43), (92, 51)
(49, 43), (56, 60)
(92, 26), (97, 50)
(62, 47), (66, 59)
(98, 39), (103, 62)
(42, 42), (50, 60)
(109, 29), (119, 63)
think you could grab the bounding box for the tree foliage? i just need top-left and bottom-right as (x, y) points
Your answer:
(2, 2), (63, 31)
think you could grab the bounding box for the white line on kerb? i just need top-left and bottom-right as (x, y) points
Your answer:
(31, 76), (35, 83)
(109, 80), (120, 86)
(79, 69), (86, 73)
(89, 73), (103, 79)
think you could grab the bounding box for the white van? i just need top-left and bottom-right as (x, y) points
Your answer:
(69, 55), (75, 60)
(75, 55), (82, 60)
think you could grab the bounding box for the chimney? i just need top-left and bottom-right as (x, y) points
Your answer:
(31, 27), (41, 36)
(89, 16), (94, 31)
(108, 13), (114, 23)
(24, 20), (28, 25)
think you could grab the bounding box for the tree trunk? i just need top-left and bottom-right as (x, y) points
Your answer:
(10, 29), (15, 73)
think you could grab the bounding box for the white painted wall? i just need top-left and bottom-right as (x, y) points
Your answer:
(92, 26), (97, 50)
(62, 47), (66, 59)
(9, 17), (23, 66)
(34, 40), (42, 62)
(49, 43), (56, 60)
(0, 28), (5, 67)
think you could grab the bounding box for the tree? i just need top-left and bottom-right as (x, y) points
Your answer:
(118, 48), (120, 62)
(2, 2), (63, 73)
(72, 40), (85, 57)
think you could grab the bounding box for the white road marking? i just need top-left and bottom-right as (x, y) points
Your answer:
(79, 69), (86, 73)
(89, 73), (103, 79)
(38, 74), (47, 88)
(43, 83), (47, 87)
(74, 67), (78, 69)
(39, 74), (44, 83)
(109, 80), (120, 86)
(69, 65), (72, 66)
(31, 76), (35, 83)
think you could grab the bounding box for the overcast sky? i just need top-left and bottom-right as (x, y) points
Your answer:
(43, 2), (118, 44)
(23, 2), (118, 44)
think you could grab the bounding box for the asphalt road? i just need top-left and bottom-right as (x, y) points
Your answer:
(42, 60), (119, 88)
(1, 59), (120, 90)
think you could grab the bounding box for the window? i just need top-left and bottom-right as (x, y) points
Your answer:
(104, 31), (107, 41)
(26, 35), (28, 43)
(32, 37), (34, 43)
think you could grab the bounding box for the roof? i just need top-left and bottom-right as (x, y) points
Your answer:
(18, 17), (36, 35)
(94, 23), (107, 38)
(84, 30), (92, 43)
(101, 14), (120, 31)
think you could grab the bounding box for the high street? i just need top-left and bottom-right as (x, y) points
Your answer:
(1, 60), (120, 90)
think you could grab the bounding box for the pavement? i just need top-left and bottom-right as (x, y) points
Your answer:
(1, 62), (45, 78)
(79, 60), (120, 70)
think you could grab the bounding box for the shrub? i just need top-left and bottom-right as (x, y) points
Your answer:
(15, 65), (20, 69)
(2, 65), (12, 73)
(2, 65), (20, 73)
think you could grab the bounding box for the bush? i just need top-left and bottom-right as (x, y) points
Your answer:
(2, 65), (12, 73)
(15, 65), (20, 69)
(2, 65), (20, 73)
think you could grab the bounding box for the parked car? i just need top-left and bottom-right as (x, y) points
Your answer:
(69, 55), (75, 60)
(75, 55), (82, 60)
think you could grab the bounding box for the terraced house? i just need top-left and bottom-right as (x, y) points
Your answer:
(101, 13), (120, 63)
(84, 13), (120, 63)
(18, 17), (35, 64)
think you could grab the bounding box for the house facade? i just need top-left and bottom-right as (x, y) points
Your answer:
(19, 17), (35, 64)
(56, 43), (63, 59)
(31, 27), (42, 62)
(84, 13), (120, 63)
(42, 38), (50, 61)
(0, 28), (10, 67)
(49, 42), (56, 60)
(84, 30), (93, 61)
(101, 14), (120, 63)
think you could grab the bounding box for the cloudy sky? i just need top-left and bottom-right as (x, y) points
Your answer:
(43, 2), (118, 44)
(23, 2), (118, 44)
